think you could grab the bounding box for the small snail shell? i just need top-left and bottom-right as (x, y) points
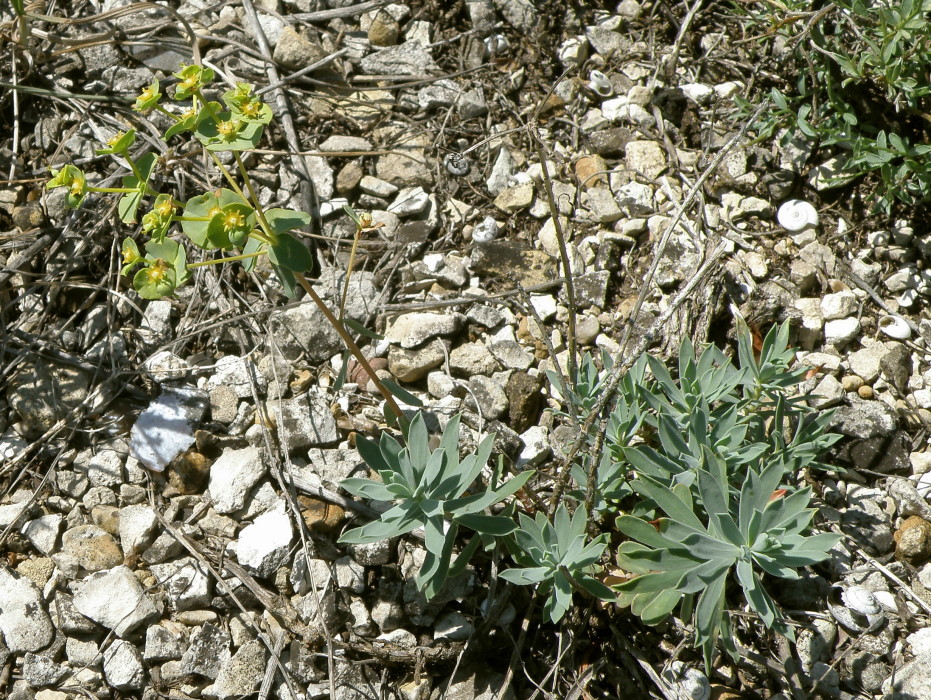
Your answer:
(444, 153), (470, 177)
(878, 314), (911, 340)
(484, 34), (509, 57)
(661, 661), (710, 700)
(472, 216), (499, 244)
(827, 584), (885, 633)
(777, 199), (819, 232)
(588, 70), (613, 97)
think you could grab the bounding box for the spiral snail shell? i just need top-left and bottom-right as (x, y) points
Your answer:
(827, 584), (885, 633)
(777, 199), (819, 232)
(472, 216), (499, 244)
(588, 70), (614, 97)
(878, 314), (911, 340)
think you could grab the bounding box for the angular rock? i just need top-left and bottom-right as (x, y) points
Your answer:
(830, 399), (897, 439)
(205, 638), (266, 699)
(103, 640), (145, 691)
(270, 304), (343, 362)
(144, 621), (189, 662)
(180, 623), (231, 680)
(270, 392), (339, 451)
(466, 376), (509, 420)
(360, 40), (439, 76)
(228, 502), (294, 579)
(60, 525), (122, 573)
(118, 504), (158, 555)
(450, 343), (499, 376)
(150, 558), (212, 611)
(22, 652), (68, 687)
(385, 312), (464, 349)
(208, 447), (266, 514)
(625, 140), (667, 180)
(204, 356), (266, 399)
(21, 514), (63, 556)
(73, 566), (161, 637)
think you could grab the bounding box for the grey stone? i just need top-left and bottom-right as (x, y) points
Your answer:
(359, 176), (398, 198)
(21, 514), (63, 556)
(488, 341), (534, 371)
(302, 448), (365, 488)
(388, 186), (431, 217)
(270, 302), (343, 363)
(376, 137), (434, 188)
(808, 375), (845, 409)
(66, 636), (101, 667)
(72, 566), (161, 637)
(349, 539), (392, 567)
(434, 611), (473, 641)
(492, 0), (537, 32)
(205, 355), (266, 399)
(273, 26), (327, 70)
(880, 343), (911, 392)
(442, 669), (515, 700)
(51, 593), (98, 635)
(821, 291), (859, 320)
(180, 623), (231, 680)
(486, 148), (514, 196)
(118, 504), (158, 555)
(205, 638), (266, 699)
(494, 183), (534, 214)
(270, 392), (339, 450)
(389, 339), (447, 382)
(208, 447), (266, 514)
(320, 135), (373, 152)
(22, 652), (67, 687)
(517, 425), (550, 468)
(144, 621), (189, 662)
(295, 589), (340, 636)
(881, 653), (931, 698)
(842, 488), (895, 555)
(824, 317), (861, 345)
(129, 387), (207, 473)
(228, 502), (294, 579)
(336, 556), (366, 593)
(466, 0), (496, 32)
(586, 26), (626, 56)
(450, 343), (499, 376)
(614, 181), (654, 215)
(9, 361), (91, 436)
(150, 558), (212, 611)
(830, 399), (897, 439)
(466, 376), (509, 420)
(360, 40), (438, 76)
(625, 141), (667, 179)
(583, 187), (623, 223)
(573, 270), (611, 308)
(459, 87), (488, 119)
(103, 640), (145, 691)
(417, 79), (459, 111)
(386, 312), (464, 349)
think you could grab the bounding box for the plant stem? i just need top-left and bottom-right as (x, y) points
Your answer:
(88, 187), (137, 194)
(294, 272), (405, 426)
(234, 154), (276, 243)
(532, 138), (578, 386)
(188, 250), (266, 268)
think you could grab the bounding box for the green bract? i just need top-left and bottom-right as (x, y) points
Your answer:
(172, 63), (213, 100)
(223, 83), (273, 124)
(132, 238), (188, 299)
(141, 194), (176, 242)
(339, 413), (533, 598)
(46, 164), (87, 208)
(95, 129), (136, 156)
(500, 504), (614, 623)
(133, 80), (161, 112)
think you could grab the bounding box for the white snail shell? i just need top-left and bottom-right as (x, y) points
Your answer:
(588, 70), (614, 97)
(484, 34), (509, 56)
(472, 216), (499, 244)
(828, 584), (885, 633)
(661, 661), (710, 700)
(878, 314), (911, 340)
(777, 199), (819, 232)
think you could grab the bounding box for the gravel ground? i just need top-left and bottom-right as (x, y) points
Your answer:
(4, 0), (931, 698)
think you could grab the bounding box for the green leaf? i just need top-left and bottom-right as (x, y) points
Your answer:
(455, 513), (517, 536)
(340, 478), (394, 501)
(381, 378), (424, 406)
(268, 232), (314, 273)
(265, 208), (311, 236)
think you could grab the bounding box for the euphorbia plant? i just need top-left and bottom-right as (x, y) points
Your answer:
(47, 63), (404, 422)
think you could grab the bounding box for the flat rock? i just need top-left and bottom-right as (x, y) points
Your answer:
(180, 623), (231, 680)
(144, 621), (189, 662)
(450, 342), (499, 376)
(8, 360), (91, 436)
(270, 303), (343, 362)
(494, 183), (534, 214)
(204, 356), (266, 399)
(118, 504), (158, 555)
(360, 40), (439, 75)
(829, 398), (898, 439)
(385, 312), (464, 349)
(61, 524), (123, 573)
(389, 339), (448, 382)
(0, 570), (53, 653)
(625, 141), (667, 180)
(208, 446), (266, 514)
(103, 640), (146, 691)
(72, 565), (161, 637)
(228, 502), (294, 579)
(21, 514), (63, 556)
(22, 652), (68, 687)
(150, 558), (212, 611)
(205, 639), (266, 699)
(466, 376), (509, 420)
(270, 392), (339, 451)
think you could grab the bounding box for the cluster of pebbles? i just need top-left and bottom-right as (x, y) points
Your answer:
(7, 0), (931, 697)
